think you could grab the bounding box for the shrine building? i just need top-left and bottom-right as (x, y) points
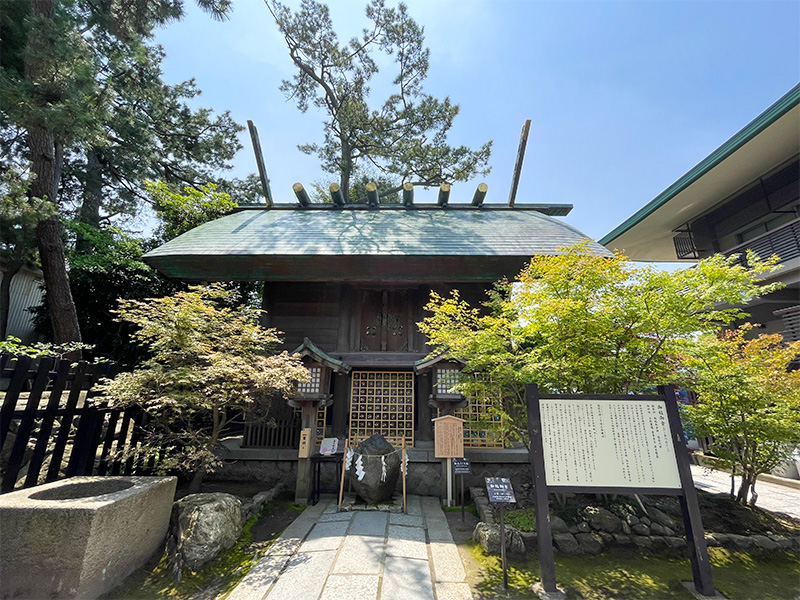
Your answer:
(144, 184), (610, 498)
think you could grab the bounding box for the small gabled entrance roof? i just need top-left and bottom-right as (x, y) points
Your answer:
(291, 337), (351, 374)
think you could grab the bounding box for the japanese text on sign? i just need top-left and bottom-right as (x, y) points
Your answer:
(452, 457), (472, 475)
(485, 477), (516, 503)
(539, 399), (680, 489)
(434, 416), (465, 458)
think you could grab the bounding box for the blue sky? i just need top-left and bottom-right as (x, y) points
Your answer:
(154, 0), (799, 244)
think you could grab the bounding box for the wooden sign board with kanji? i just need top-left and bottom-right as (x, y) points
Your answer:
(526, 384), (717, 598)
(433, 415), (464, 458)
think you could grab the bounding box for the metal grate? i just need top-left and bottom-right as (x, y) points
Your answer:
(348, 371), (414, 447)
(673, 230), (699, 259)
(775, 305), (800, 343)
(726, 218), (800, 266)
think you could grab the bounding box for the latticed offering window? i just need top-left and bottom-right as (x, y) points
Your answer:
(348, 371), (414, 447)
(315, 407), (327, 445)
(293, 406), (327, 446)
(435, 367), (460, 394)
(297, 366), (322, 395)
(438, 378), (504, 448)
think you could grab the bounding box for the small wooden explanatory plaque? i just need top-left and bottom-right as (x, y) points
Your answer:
(433, 415), (465, 458)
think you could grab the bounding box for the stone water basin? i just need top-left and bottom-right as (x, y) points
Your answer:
(0, 476), (176, 600)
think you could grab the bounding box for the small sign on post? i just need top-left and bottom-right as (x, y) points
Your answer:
(485, 477), (515, 590)
(433, 415), (465, 458)
(453, 458), (471, 521)
(433, 416), (464, 507)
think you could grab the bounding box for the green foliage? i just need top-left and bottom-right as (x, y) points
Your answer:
(146, 181), (237, 241)
(62, 223), (181, 364)
(99, 284), (308, 483)
(419, 242), (782, 443)
(0, 335), (95, 360)
(0, 0), (241, 346)
(679, 325), (800, 505)
(311, 165), (401, 204)
(267, 0), (492, 202)
(505, 508), (537, 532)
(0, 166), (51, 267)
(470, 542), (800, 600)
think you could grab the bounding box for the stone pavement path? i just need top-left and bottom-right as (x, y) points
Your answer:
(228, 495), (472, 600)
(691, 465), (800, 520)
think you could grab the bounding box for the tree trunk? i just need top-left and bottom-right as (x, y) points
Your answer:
(737, 472), (755, 504)
(25, 0), (82, 347)
(75, 147), (103, 254)
(36, 215), (82, 344)
(339, 137), (352, 203)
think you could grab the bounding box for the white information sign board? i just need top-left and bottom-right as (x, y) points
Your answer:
(539, 399), (680, 489)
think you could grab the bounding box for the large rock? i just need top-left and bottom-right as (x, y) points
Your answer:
(575, 532), (605, 555)
(584, 507), (622, 533)
(553, 532), (581, 555)
(550, 515), (569, 533)
(648, 507), (678, 531)
(169, 492), (242, 576)
(472, 522), (526, 556)
(350, 434), (401, 505)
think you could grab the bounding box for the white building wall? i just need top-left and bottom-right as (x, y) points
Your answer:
(2, 267), (44, 343)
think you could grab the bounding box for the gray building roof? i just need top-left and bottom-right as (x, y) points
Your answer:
(144, 205), (609, 282)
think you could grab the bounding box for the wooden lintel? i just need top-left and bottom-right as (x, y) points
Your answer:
(402, 182), (414, 206)
(247, 120), (273, 207)
(329, 183), (345, 207)
(472, 183), (488, 207)
(366, 181), (379, 207)
(438, 183), (451, 207)
(293, 182), (311, 206)
(508, 119), (531, 207)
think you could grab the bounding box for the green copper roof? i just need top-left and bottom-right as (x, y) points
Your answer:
(144, 206), (609, 282)
(599, 82), (800, 246)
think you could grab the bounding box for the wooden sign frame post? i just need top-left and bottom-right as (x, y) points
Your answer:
(402, 437), (408, 514)
(337, 438), (349, 512)
(452, 457), (472, 522)
(433, 416), (465, 507)
(526, 383), (716, 597)
(486, 477), (516, 590)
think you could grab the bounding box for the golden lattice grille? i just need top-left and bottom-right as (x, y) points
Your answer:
(293, 406), (327, 446)
(439, 391), (505, 449)
(348, 371), (414, 447)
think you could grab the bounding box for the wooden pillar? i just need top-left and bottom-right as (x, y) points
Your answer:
(416, 373), (433, 443)
(295, 403), (317, 504)
(332, 372), (350, 438)
(259, 282), (272, 329)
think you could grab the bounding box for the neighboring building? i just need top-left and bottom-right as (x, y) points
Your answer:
(144, 190), (608, 499)
(1, 266), (44, 344)
(600, 84), (800, 339)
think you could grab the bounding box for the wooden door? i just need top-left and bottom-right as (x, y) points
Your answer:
(358, 289), (409, 352)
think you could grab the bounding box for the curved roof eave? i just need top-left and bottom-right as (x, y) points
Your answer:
(600, 83), (800, 255)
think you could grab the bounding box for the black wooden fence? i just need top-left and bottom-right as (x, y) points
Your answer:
(242, 400), (302, 448)
(0, 352), (149, 494)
